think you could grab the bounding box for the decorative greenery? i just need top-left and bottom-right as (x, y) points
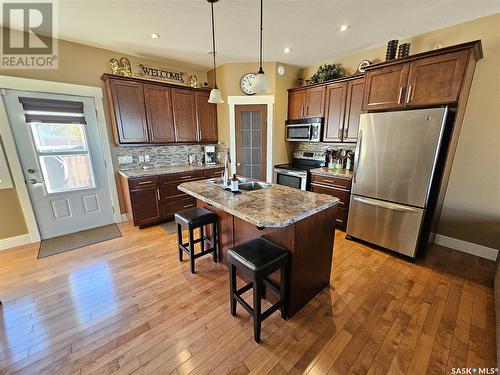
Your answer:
(310, 64), (345, 84)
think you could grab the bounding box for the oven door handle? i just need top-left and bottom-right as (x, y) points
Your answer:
(275, 170), (306, 177)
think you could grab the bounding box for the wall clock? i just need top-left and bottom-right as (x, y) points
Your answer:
(240, 73), (256, 95)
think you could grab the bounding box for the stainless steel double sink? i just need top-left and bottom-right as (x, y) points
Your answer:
(208, 178), (272, 191)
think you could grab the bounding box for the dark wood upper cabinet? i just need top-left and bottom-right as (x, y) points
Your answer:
(323, 82), (346, 142)
(362, 63), (410, 111)
(287, 86), (325, 120)
(195, 91), (218, 142)
(322, 77), (364, 143)
(288, 90), (306, 120)
(406, 50), (468, 107)
(107, 79), (149, 143)
(343, 78), (365, 142)
(362, 43), (478, 111)
(143, 84), (175, 143)
(103, 74), (218, 145)
(172, 88), (197, 142)
(305, 86), (326, 117)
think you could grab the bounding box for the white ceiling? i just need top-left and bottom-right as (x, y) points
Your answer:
(31, 1), (500, 70)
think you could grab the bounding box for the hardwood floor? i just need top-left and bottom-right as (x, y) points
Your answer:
(0, 221), (496, 374)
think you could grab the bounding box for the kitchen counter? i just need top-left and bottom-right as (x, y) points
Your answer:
(310, 167), (353, 179)
(178, 180), (338, 228)
(179, 179), (338, 317)
(119, 163), (224, 179)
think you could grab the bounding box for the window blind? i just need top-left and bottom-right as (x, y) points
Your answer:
(19, 97), (86, 124)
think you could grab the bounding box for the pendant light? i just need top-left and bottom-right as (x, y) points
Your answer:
(251, 0), (270, 94)
(207, 0), (224, 103)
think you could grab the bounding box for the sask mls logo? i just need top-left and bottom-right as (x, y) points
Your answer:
(1, 0), (58, 69)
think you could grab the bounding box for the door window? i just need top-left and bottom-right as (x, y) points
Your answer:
(30, 123), (95, 193)
(19, 97), (96, 194)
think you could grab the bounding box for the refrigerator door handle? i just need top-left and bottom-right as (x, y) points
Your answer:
(352, 196), (421, 213)
(353, 129), (362, 183)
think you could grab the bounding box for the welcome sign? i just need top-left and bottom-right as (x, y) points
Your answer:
(133, 63), (188, 85)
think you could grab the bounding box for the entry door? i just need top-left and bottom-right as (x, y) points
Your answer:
(235, 105), (267, 180)
(3, 90), (115, 239)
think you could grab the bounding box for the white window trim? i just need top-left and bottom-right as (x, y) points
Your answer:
(228, 95), (274, 183)
(0, 75), (121, 247)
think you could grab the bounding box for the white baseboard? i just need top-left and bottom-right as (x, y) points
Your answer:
(0, 233), (33, 251)
(435, 234), (499, 261)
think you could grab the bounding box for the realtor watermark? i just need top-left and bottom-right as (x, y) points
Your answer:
(451, 368), (498, 374)
(1, 0), (58, 69)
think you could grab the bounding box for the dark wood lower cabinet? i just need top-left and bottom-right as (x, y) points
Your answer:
(120, 167), (224, 227)
(310, 173), (352, 230)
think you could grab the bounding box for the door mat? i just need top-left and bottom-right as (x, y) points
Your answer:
(37, 224), (122, 259)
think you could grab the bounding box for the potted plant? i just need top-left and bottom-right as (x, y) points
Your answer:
(310, 64), (345, 84)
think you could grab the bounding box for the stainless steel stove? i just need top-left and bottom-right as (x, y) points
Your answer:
(274, 151), (326, 190)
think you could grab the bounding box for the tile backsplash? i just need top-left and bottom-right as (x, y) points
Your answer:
(116, 143), (228, 170)
(294, 142), (356, 153)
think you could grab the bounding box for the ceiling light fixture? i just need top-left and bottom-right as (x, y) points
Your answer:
(284, 47), (291, 54)
(207, 0), (224, 104)
(251, 0), (270, 94)
(340, 25), (350, 32)
(150, 32), (160, 39)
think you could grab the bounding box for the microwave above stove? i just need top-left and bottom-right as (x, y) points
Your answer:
(285, 117), (322, 142)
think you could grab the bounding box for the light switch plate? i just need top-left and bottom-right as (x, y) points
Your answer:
(118, 155), (133, 164)
(138, 155), (145, 163)
(144, 155), (150, 162)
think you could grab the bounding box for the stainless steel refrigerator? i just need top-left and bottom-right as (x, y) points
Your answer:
(346, 107), (450, 258)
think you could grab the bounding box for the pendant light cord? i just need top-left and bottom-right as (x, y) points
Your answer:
(211, 2), (218, 88)
(259, 0), (263, 73)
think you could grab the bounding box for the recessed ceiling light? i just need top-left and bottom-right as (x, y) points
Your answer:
(150, 32), (160, 39)
(340, 25), (350, 32)
(284, 47), (291, 54)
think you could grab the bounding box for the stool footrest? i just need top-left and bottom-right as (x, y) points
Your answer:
(262, 301), (283, 320)
(236, 282), (253, 296)
(234, 294), (254, 315)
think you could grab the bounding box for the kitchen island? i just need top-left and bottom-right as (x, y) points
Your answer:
(178, 180), (338, 317)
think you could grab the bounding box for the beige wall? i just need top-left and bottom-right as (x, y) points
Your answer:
(209, 61), (300, 167)
(0, 33), (207, 240)
(302, 14), (500, 249)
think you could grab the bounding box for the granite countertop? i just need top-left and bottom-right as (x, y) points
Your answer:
(310, 167), (353, 179)
(178, 180), (339, 228)
(119, 163), (224, 179)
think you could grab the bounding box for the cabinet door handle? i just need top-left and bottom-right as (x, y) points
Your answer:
(138, 180), (153, 185)
(397, 86), (404, 104)
(305, 105), (309, 116)
(183, 204), (194, 208)
(199, 129), (202, 140)
(180, 175), (193, 179)
(156, 188), (160, 201)
(337, 129), (342, 139)
(406, 85), (412, 104)
(300, 105), (304, 118)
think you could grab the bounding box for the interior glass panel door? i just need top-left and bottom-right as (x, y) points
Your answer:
(236, 105), (267, 180)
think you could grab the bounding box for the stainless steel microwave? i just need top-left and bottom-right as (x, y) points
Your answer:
(285, 117), (322, 142)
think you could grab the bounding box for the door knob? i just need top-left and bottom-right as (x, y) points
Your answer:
(27, 168), (36, 174)
(29, 178), (43, 185)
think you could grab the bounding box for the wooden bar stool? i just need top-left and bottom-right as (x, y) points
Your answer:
(227, 237), (289, 342)
(174, 207), (218, 273)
